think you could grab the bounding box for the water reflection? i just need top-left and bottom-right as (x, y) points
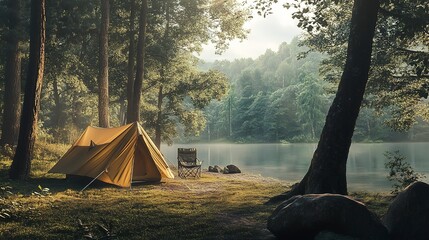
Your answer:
(161, 143), (429, 192)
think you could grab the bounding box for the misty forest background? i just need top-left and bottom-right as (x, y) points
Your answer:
(0, 0), (428, 150)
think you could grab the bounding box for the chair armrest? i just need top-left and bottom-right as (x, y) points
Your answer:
(179, 159), (202, 167)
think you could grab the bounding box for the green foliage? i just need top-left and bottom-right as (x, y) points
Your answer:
(384, 150), (426, 194)
(0, 144), (15, 158)
(1, 0), (424, 147)
(40, 74), (99, 142)
(295, 72), (328, 141)
(32, 185), (51, 197)
(0, 0), (248, 146)
(200, 31), (426, 143)
(141, 52), (229, 144)
(263, 88), (300, 141)
(291, 0), (429, 131)
(138, 0), (245, 144)
(33, 141), (70, 161)
(202, 39), (329, 143)
(207, 0), (250, 53)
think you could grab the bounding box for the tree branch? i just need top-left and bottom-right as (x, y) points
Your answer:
(396, 47), (429, 55)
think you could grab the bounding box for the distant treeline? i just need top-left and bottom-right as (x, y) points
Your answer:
(188, 38), (429, 143)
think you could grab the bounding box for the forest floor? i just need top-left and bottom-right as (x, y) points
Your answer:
(0, 142), (393, 240)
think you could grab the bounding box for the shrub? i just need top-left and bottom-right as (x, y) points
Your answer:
(384, 150), (426, 194)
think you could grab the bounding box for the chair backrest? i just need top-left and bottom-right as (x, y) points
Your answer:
(178, 148), (197, 163)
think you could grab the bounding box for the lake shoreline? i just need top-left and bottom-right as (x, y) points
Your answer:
(162, 142), (429, 192)
(0, 155), (394, 239)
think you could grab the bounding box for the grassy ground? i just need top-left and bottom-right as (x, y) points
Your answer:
(0, 142), (393, 240)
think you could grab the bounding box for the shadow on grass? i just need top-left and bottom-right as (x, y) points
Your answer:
(0, 160), (280, 239)
(0, 169), (121, 195)
(1, 171), (165, 196)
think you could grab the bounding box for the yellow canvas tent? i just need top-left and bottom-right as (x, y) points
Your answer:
(49, 122), (174, 188)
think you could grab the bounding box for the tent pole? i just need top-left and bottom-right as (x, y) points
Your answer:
(80, 170), (106, 192)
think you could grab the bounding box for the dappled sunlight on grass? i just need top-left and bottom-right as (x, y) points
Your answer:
(0, 142), (393, 239)
(0, 175), (286, 239)
(0, 146), (287, 239)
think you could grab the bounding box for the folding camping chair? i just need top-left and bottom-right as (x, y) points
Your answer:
(177, 148), (202, 178)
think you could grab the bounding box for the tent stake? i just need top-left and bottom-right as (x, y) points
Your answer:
(80, 170), (106, 192)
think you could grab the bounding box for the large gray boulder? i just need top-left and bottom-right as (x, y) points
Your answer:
(267, 194), (389, 240)
(223, 164), (241, 174)
(382, 181), (429, 240)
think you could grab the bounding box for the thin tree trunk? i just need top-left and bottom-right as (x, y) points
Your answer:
(267, 0), (380, 204)
(129, 0), (148, 123)
(52, 77), (61, 126)
(155, 85), (163, 149)
(1, 0), (22, 147)
(119, 101), (126, 125)
(126, 0), (136, 124)
(154, 0), (171, 149)
(9, 0), (46, 180)
(98, 0), (110, 127)
(311, 121), (315, 141)
(229, 96), (232, 138)
(367, 118), (371, 139)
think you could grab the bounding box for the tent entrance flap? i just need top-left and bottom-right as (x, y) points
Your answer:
(48, 122), (174, 188)
(131, 136), (162, 181)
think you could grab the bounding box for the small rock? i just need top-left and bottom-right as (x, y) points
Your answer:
(382, 181), (429, 240)
(223, 164), (241, 174)
(208, 165), (223, 173)
(267, 194), (389, 240)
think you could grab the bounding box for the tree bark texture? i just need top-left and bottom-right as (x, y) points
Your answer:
(129, 0), (148, 123)
(98, 0), (110, 127)
(126, 0), (136, 124)
(1, 0), (22, 147)
(9, 0), (45, 180)
(267, 0), (380, 204)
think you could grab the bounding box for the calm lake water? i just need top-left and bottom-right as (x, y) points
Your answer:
(161, 143), (429, 192)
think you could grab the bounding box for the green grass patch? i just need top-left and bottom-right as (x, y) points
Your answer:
(0, 143), (393, 239)
(0, 155), (287, 239)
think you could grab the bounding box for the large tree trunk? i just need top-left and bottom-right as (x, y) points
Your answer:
(9, 0), (45, 180)
(267, 0), (380, 204)
(98, 0), (110, 127)
(126, 0), (136, 124)
(1, 0), (22, 147)
(128, 0), (148, 123)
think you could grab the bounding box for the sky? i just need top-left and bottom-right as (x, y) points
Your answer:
(197, 4), (303, 62)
